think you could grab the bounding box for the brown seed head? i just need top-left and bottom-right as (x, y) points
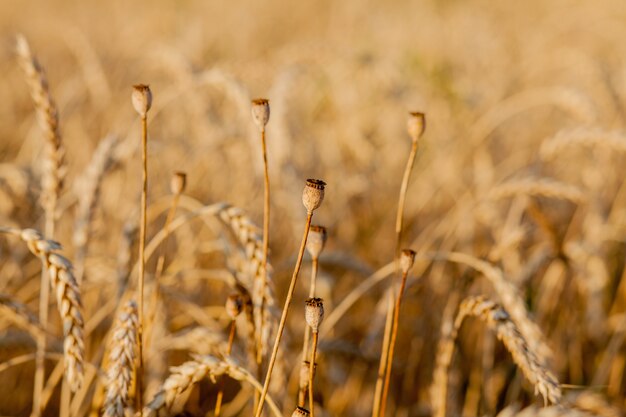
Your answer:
(299, 361), (317, 389)
(407, 112), (426, 143)
(170, 171), (187, 195)
(292, 407), (310, 417)
(251, 98), (270, 131)
(225, 293), (244, 319)
(302, 179), (326, 213)
(400, 249), (416, 275)
(306, 225), (327, 259)
(132, 84), (152, 117)
(305, 297), (324, 332)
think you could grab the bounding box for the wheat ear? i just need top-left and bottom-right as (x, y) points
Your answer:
(218, 205), (277, 361)
(0, 228), (84, 392)
(433, 252), (553, 364)
(432, 295), (561, 417)
(145, 355), (281, 417)
(15, 35), (65, 231)
(103, 300), (139, 417)
(16, 34), (67, 416)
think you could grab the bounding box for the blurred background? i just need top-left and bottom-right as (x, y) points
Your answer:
(2, 0), (626, 415)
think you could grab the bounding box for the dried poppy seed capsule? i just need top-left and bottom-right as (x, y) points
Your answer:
(251, 98), (270, 131)
(305, 297), (324, 333)
(132, 84), (152, 117)
(292, 407), (310, 417)
(170, 171), (187, 195)
(302, 179), (326, 213)
(407, 112), (425, 143)
(225, 293), (244, 320)
(299, 361), (316, 389)
(400, 249), (416, 275)
(306, 225), (327, 259)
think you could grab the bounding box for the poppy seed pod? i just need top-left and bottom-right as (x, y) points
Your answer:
(251, 98), (270, 131)
(306, 225), (327, 259)
(400, 249), (416, 275)
(299, 360), (317, 389)
(132, 84), (152, 117)
(302, 179), (326, 213)
(225, 293), (244, 320)
(292, 407), (310, 417)
(407, 112), (425, 143)
(170, 171), (187, 195)
(305, 297), (324, 333)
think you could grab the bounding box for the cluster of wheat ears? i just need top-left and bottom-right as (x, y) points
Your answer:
(1, 32), (625, 417)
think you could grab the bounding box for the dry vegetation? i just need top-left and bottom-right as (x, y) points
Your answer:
(1, 0), (626, 416)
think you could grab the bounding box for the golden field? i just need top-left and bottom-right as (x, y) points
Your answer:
(1, 0), (626, 416)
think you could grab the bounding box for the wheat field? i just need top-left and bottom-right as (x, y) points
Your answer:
(1, 0), (626, 416)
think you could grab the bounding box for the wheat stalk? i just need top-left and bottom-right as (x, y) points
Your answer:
(103, 300), (139, 417)
(496, 405), (593, 417)
(73, 134), (119, 284)
(540, 127), (626, 160)
(0, 294), (45, 338)
(487, 178), (585, 204)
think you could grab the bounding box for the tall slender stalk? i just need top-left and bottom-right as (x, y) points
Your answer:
(251, 98), (271, 411)
(251, 98), (271, 369)
(214, 320), (236, 416)
(154, 172), (185, 283)
(373, 112), (424, 417)
(308, 332), (319, 417)
(371, 297), (394, 417)
(254, 179), (326, 417)
(380, 250), (416, 417)
(299, 225), (326, 405)
(304, 297), (324, 417)
(214, 293), (243, 416)
(300, 258), (318, 360)
(259, 128), (270, 362)
(132, 84), (153, 416)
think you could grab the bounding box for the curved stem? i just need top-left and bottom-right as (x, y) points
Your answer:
(254, 212), (313, 417)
